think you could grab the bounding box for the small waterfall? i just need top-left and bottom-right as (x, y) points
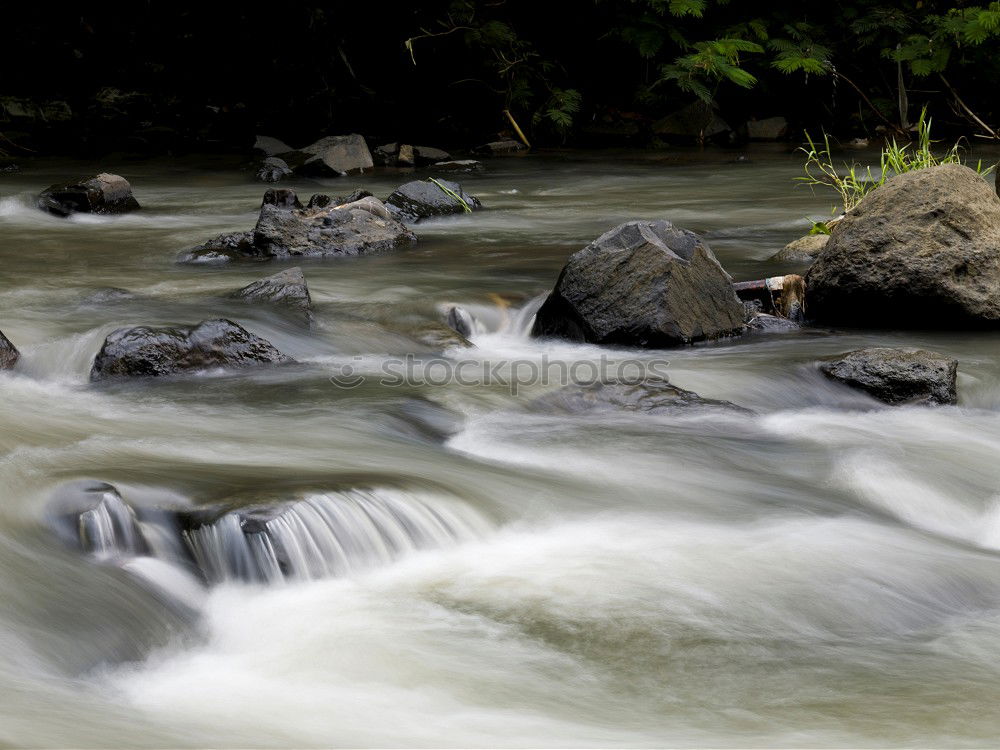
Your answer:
(441, 293), (547, 341)
(185, 489), (491, 584)
(504, 293), (547, 338)
(51, 483), (492, 592)
(76, 488), (147, 559)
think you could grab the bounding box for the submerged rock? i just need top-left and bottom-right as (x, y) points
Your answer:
(532, 220), (746, 347)
(37, 173), (140, 217)
(231, 267), (313, 324)
(433, 159), (483, 173)
(745, 313), (801, 334)
(806, 164), (1000, 327)
(530, 379), (749, 416)
(474, 139), (527, 156)
(819, 347), (958, 405)
(0, 329), (20, 369)
(81, 287), (136, 305)
(90, 318), (292, 380)
(178, 188), (415, 264)
(385, 179), (482, 223)
(256, 157), (292, 183)
(297, 133), (373, 176)
(770, 234), (829, 263)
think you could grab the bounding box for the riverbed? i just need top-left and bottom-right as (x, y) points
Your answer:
(3, 149), (1000, 747)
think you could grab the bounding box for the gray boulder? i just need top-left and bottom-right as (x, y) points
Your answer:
(385, 179), (481, 223)
(297, 133), (373, 176)
(530, 379), (749, 416)
(414, 145), (451, 164)
(231, 267), (313, 324)
(532, 220), (746, 347)
(253, 135), (293, 156)
(746, 116), (788, 140)
(806, 165), (1000, 327)
(38, 173), (140, 217)
(256, 157), (292, 183)
(0, 329), (19, 369)
(90, 319), (292, 380)
(653, 101), (730, 141)
(770, 234), (829, 263)
(819, 347), (958, 405)
(178, 188), (416, 264)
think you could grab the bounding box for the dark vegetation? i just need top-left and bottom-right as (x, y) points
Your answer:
(3, 2), (1000, 155)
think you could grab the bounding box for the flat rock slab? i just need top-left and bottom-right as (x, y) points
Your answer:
(178, 188), (415, 264)
(819, 347), (958, 405)
(90, 318), (292, 380)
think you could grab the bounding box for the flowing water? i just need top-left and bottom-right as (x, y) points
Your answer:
(3, 148), (1000, 747)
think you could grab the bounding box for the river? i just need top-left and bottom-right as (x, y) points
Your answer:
(3, 148), (1000, 747)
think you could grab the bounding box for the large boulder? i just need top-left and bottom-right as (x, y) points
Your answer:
(253, 135), (293, 156)
(805, 164), (1000, 327)
(653, 101), (730, 142)
(819, 347), (958, 406)
(90, 319), (292, 380)
(532, 221), (746, 347)
(529, 379), (749, 416)
(178, 188), (416, 264)
(38, 173), (140, 217)
(0, 329), (19, 369)
(385, 179), (481, 223)
(297, 133), (373, 176)
(746, 116), (788, 140)
(231, 267), (313, 324)
(770, 233), (829, 263)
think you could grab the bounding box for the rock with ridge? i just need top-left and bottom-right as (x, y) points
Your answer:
(253, 135), (293, 156)
(231, 267), (313, 324)
(532, 220), (746, 347)
(178, 188), (415, 264)
(37, 173), (140, 217)
(806, 164), (1000, 327)
(530, 379), (749, 416)
(297, 133), (373, 177)
(385, 179), (481, 223)
(819, 347), (957, 405)
(0, 329), (19, 369)
(256, 157), (292, 183)
(90, 318), (292, 380)
(770, 233), (829, 263)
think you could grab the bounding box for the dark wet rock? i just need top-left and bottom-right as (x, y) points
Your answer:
(770, 234), (829, 263)
(297, 133), (373, 176)
(231, 267), (313, 324)
(806, 165), (1000, 327)
(530, 379), (750, 416)
(433, 160), (483, 173)
(37, 173), (140, 217)
(397, 144), (416, 167)
(90, 318), (292, 380)
(819, 347), (958, 405)
(253, 135), (293, 156)
(256, 157), (292, 183)
(474, 139), (527, 156)
(745, 313), (801, 334)
(0, 329), (20, 369)
(532, 220), (746, 347)
(178, 188), (415, 264)
(653, 101), (730, 141)
(384, 179), (481, 223)
(443, 305), (478, 338)
(746, 116), (788, 140)
(81, 287), (136, 305)
(373, 142), (400, 166)
(414, 145), (451, 164)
